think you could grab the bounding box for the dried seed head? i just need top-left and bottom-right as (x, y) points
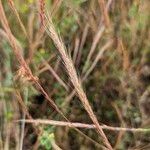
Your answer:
(39, 0), (45, 28)
(8, 0), (14, 7)
(15, 66), (38, 84)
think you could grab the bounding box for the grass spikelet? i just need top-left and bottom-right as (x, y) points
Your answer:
(44, 13), (113, 150)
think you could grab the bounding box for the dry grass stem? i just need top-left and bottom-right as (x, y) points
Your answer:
(83, 25), (105, 72)
(41, 57), (68, 91)
(98, 0), (110, 27)
(83, 40), (113, 81)
(45, 13), (113, 150)
(8, 0), (28, 38)
(17, 119), (150, 133)
(83, 0), (113, 72)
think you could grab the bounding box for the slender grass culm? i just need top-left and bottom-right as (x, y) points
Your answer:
(44, 13), (113, 150)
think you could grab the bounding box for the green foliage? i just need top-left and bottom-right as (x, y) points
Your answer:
(72, 0), (87, 5)
(34, 48), (49, 65)
(54, 83), (66, 106)
(5, 110), (13, 120)
(40, 126), (55, 150)
(56, 13), (78, 38)
(128, 3), (139, 18)
(1, 42), (13, 86)
(129, 2), (149, 30)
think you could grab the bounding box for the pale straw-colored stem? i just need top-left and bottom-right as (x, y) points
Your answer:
(17, 119), (150, 133)
(45, 15), (113, 150)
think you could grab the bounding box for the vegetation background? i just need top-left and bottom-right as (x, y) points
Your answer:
(0, 0), (150, 149)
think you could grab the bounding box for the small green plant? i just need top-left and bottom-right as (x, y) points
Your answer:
(40, 126), (55, 150)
